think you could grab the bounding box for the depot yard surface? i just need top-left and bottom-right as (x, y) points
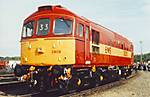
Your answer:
(87, 71), (150, 97)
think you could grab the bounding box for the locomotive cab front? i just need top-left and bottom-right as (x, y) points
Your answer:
(21, 6), (76, 67)
(14, 6), (79, 90)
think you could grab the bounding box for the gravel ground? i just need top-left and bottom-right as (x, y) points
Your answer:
(88, 71), (150, 97)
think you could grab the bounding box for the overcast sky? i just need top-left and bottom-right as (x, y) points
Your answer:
(0, 0), (150, 56)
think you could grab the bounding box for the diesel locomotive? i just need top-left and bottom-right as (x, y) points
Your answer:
(14, 5), (134, 91)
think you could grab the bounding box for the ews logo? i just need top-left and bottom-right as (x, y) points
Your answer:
(105, 46), (111, 54)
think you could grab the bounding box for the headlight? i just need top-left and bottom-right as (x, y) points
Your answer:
(29, 66), (35, 71)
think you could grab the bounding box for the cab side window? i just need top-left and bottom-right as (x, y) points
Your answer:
(85, 26), (89, 40)
(92, 30), (99, 45)
(79, 24), (84, 37)
(22, 21), (34, 38)
(92, 29), (100, 54)
(76, 24), (79, 36)
(76, 23), (84, 37)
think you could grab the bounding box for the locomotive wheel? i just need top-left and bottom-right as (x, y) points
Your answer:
(58, 80), (70, 93)
(98, 75), (104, 85)
(33, 76), (48, 92)
(14, 65), (29, 77)
(95, 72), (104, 85)
(14, 65), (23, 77)
(50, 78), (57, 88)
(75, 77), (85, 91)
(128, 69), (132, 75)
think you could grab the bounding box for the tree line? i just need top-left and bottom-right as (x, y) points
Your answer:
(0, 53), (150, 63)
(0, 56), (20, 61)
(134, 53), (150, 63)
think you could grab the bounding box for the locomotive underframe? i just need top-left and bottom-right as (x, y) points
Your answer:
(14, 64), (133, 91)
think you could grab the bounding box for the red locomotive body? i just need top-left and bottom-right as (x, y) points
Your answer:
(74, 18), (133, 68)
(0, 60), (8, 69)
(15, 5), (134, 91)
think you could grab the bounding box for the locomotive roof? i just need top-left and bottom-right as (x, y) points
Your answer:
(25, 5), (78, 21)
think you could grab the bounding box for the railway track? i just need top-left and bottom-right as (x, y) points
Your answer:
(0, 71), (138, 97)
(0, 81), (28, 96)
(61, 71), (138, 97)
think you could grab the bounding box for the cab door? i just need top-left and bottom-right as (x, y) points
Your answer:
(85, 26), (91, 64)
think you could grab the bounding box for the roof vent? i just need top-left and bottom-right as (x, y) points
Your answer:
(55, 5), (62, 8)
(38, 6), (52, 11)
